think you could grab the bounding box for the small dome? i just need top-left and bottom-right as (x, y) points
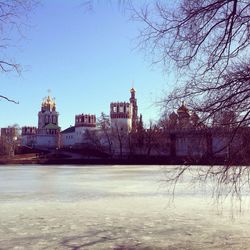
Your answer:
(130, 87), (136, 93)
(41, 95), (56, 111)
(42, 95), (55, 105)
(191, 112), (199, 120)
(177, 101), (189, 114)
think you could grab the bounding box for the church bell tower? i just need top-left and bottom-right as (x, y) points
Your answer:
(129, 88), (138, 131)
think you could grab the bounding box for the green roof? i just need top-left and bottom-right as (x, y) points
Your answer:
(43, 123), (60, 130)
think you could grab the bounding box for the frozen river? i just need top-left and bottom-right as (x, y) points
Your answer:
(1, 165), (250, 249)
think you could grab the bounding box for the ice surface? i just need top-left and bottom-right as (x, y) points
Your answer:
(0, 165), (250, 249)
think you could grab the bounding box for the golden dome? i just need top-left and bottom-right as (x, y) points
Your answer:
(42, 95), (56, 109)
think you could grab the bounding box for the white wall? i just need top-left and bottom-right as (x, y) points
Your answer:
(36, 134), (58, 148)
(21, 135), (37, 147)
(111, 118), (132, 132)
(175, 135), (207, 157)
(75, 126), (96, 144)
(61, 132), (75, 147)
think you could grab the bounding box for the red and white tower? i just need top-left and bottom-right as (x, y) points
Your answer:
(110, 88), (139, 132)
(110, 101), (132, 131)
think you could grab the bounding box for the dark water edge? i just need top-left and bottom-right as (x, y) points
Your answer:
(0, 155), (245, 166)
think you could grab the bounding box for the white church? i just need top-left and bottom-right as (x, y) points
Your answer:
(21, 94), (60, 148)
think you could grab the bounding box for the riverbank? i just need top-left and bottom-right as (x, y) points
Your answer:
(1, 146), (246, 166)
(0, 153), (233, 165)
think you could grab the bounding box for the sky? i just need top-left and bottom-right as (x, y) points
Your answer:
(0, 0), (172, 130)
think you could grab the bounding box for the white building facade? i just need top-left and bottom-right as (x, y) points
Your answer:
(61, 114), (96, 147)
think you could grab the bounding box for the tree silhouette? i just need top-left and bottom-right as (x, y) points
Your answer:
(0, 0), (38, 103)
(133, 0), (249, 122)
(133, 0), (250, 203)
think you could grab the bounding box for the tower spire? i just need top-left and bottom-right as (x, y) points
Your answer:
(129, 86), (138, 131)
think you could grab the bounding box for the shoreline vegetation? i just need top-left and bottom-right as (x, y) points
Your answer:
(0, 149), (244, 166)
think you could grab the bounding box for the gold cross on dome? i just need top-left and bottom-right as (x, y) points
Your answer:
(47, 89), (51, 96)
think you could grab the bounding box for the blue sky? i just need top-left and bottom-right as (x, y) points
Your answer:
(0, 1), (171, 130)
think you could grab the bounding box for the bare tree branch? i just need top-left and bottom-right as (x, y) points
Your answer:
(133, 0), (250, 205)
(0, 0), (38, 103)
(0, 94), (19, 104)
